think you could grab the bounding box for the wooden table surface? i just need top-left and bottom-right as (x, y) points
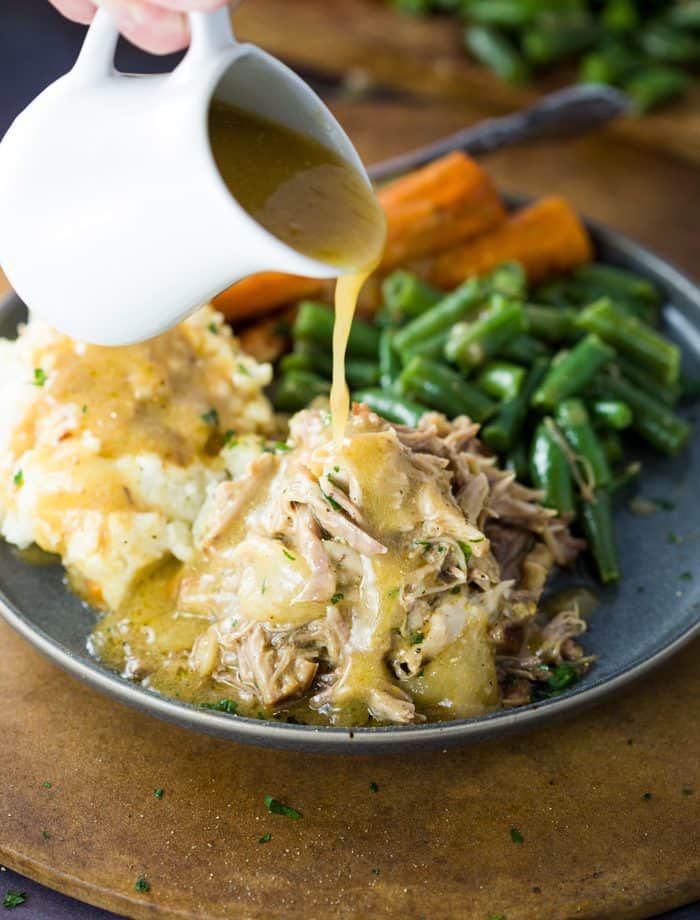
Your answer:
(1, 34), (700, 920)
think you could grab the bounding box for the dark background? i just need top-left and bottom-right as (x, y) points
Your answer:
(0, 1), (698, 918)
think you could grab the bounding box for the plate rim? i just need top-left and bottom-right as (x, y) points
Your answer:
(1, 207), (699, 753)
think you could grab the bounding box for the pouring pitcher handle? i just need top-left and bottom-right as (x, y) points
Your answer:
(72, 8), (120, 81)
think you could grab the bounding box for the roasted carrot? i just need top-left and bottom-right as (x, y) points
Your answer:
(427, 196), (593, 289)
(378, 150), (506, 269)
(214, 273), (323, 324)
(213, 152), (505, 323)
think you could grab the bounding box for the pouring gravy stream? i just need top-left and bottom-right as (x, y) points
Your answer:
(209, 100), (386, 440)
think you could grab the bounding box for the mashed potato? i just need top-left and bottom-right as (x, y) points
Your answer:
(0, 305), (273, 609)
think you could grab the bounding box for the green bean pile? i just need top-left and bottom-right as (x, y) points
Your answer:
(272, 260), (695, 584)
(389, 0), (700, 112)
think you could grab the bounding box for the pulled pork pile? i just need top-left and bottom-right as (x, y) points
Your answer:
(180, 405), (590, 725)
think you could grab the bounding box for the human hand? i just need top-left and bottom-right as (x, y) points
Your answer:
(48, 0), (229, 55)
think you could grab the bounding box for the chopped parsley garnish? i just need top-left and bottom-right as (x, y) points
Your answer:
(134, 876), (150, 893)
(333, 466), (340, 473)
(369, 781), (379, 793)
(667, 531), (680, 545)
(409, 631), (424, 646)
(680, 571), (693, 581)
(682, 787), (694, 796)
(223, 429), (237, 446)
(81, 404), (88, 414)
(509, 827), (524, 844)
(387, 586), (400, 598)
(321, 490), (341, 511)
(42, 830), (51, 840)
(488, 915), (506, 920)
(534, 662), (581, 700)
(413, 540), (431, 548)
(282, 549), (296, 562)
(258, 833), (272, 844)
(263, 795), (302, 820)
(2, 891), (26, 909)
(236, 362), (250, 376)
(207, 322), (219, 334)
(41, 780), (52, 789)
(330, 593), (344, 605)
(371, 868), (380, 876)
(153, 788), (164, 799)
(32, 367), (47, 387)
(201, 408), (219, 427)
(643, 792), (653, 801)
(458, 541), (472, 562)
(274, 441), (290, 452)
(201, 699), (238, 714)
(12, 470), (23, 487)
(450, 585), (461, 595)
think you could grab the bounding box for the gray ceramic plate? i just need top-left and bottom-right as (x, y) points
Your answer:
(1, 209), (699, 753)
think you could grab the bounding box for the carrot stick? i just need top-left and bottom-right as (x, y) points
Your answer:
(213, 152), (505, 323)
(426, 196), (594, 289)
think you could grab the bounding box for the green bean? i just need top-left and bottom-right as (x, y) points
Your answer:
(477, 361), (526, 401)
(572, 264), (661, 308)
(499, 332), (550, 365)
(398, 357), (496, 423)
(589, 398), (633, 430)
(640, 22), (700, 64)
(533, 279), (576, 309)
(531, 334), (615, 412)
(505, 441), (529, 482)
(576, 297), (680, 385)
(580, 488), (619, 583)
(399, 330), (450, 365)
(482, 357), (549, 453)
(613, 355), (680, 407)
(393, 277), (485, 357)
(293, 301), (380, 359)
(353, 389), (428, 428)
(579, 44), (637, 84)
(279, 353), (319, 377)
(598, 429), (624, 466)
(522, 16), (598, 65)
(445, 296), (526, 370)
(529, 419), (575, 516)
(556, 399), (612, 488)
(462, 0), (536, 29)
(273, 371), (329, 413)
(381, 270), (442, 323)
(590, 372), (691, 455)
(485, 261), (528, 298)
(379, 328), (402, 388)
(623, 66), (690, 113)
(601, 0), (638, 32)
(525, 304), (579, 342)
(464, 25), (529, 83)
(288, 342), (333, 378)
(345, 360), (380, 389)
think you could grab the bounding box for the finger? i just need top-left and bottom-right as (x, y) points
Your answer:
(99, 0), (191, 54)
(48, 0), (98, 25)
(145, 0), (228, 12)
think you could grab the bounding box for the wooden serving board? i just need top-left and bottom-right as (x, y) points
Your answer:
(233, 0), (700, 167)
(1, 99), (699, 920)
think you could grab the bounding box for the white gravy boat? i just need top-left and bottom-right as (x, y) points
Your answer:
(0, 8), (370, 345)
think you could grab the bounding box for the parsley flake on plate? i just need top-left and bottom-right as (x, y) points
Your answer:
(369, 782), (379, 793)
(32, 367), (47, 387)
(509, 827), (524, 844)
(153, 788), (164, 799)
(201, 699), (238, 715)
(263, 795), (302, 820)
(258, 833), (272, 844)
(201, 408), (219, 427)
(3, 891), (26, 909)
(134, 876), (150, 893)
(12, 471), (23, 488)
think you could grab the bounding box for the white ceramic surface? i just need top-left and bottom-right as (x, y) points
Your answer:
(0, 8), (369, 345)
